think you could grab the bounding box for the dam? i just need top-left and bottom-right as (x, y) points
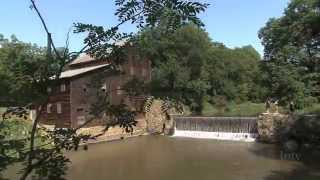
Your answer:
(172, 116), (258, 142)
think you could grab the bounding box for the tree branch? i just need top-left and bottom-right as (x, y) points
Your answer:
(30, 0), (61, 59)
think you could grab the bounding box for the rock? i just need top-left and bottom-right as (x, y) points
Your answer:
(257, 113), (291, 143)
(145, 100), (167, 134)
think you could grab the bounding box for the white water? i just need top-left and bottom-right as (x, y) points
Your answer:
(173, 129), (257, 142)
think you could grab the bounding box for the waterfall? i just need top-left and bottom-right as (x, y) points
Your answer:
(172, 117), (258, 142)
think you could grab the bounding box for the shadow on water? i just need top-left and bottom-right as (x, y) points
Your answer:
(263, 166), (320, 180)
(249, 142), (320, 180)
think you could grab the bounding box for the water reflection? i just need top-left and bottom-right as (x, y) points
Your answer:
(66, 136), (320, 180)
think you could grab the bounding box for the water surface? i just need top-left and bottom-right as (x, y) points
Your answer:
(67, 136), (320, 180)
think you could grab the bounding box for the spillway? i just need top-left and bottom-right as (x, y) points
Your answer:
(172, 117), (258, 142)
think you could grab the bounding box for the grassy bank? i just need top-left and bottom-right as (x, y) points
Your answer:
(194, 102), (320, 117)
(201, 102), (265, 117)
(0, 107), (7, 115)
(296, 103), (320, 114)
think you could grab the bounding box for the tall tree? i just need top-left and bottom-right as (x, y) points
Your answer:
(136, 24), (212, 113)
(0, 34), (53, 106)
(0, 1), (209, 180)
(259, 0), (320, 106)
(136, 24), (262, 113)
(207, 45), (261, 102)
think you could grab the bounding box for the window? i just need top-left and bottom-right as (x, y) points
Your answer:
(82, 85), (87, 93)
(130, 66), (135, 75)
(101, 83), (107, 92)
(47, 104), (52, 113)
(60, 84), (66, 92)
(57, 103), (62, 114)
(47, 87), (52, 93)
(142, 68), (147, 77)
(77, 116), (86, 126)
(117, 86), (122, 95)
(76, 107), (84, 112)
(119, 65), (123, 72)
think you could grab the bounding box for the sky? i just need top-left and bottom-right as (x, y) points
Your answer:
(0, 0), (290, 56)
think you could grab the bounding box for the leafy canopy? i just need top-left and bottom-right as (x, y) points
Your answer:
(259, 0), (320, 107)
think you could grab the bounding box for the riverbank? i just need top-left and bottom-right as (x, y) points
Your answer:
(185, 102), (320, 117)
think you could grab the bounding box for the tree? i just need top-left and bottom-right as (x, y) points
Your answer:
(0, 35), (52, 106)
(0, 0), (209, 179)
(136, 24), (262, 114)
(259, 61), (308, 108)
(207, 45), (261, 103)
(259, 0), (320, 106)
(136, 24), (212, 114)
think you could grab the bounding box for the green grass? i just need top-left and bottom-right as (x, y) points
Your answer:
(202, 101), (266, 117)
(1, 117), (51, 151)
(0, 118), (31, 140)
(0, 107), (7, 115)
(296, 103), (320, 115)
(201, 101), (320, 117)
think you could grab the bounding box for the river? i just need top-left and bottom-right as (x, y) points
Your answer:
(65, 136), (320, 180)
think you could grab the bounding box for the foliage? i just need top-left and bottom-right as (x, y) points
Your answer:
(0, 117), (47, 180)
(207, 45), (262, 102)
(259, 0), (320, 107)
(279, 114), (320, 153)
(0, 35), (53, 106)
(136, 24), (212, 113)
(136, 24), (262, 114)
(259, 61), (309, 108)
(0, 0), (209, 179)
(105, 103), (138, 133)
(122, 77), (148, 96)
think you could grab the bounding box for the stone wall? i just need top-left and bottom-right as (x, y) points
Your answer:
(257, 113), (292, 143)
(77, 113), (147, 143)
(144, 99), (183, 135)
(70, 54), (151, 128)
(164, 115), (175, 135)
(38, 80), (71, 128)
(145, 100), (167, 134)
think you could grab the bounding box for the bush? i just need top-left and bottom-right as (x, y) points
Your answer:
(303, 96), (319, 107)
(0, 107), (6, 115)
(202, 101), (219, 116)
(280, 114), (320, 152)
(211, 95), (228, 114)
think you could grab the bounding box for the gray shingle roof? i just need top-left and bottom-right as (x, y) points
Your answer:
(69, 54), (96, 65)
(60, 64), (110, 79)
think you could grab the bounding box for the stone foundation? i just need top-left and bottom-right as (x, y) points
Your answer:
(77, 125), (146, 143)
(164, 115), (175, 135)
(145, 100), (167, 134)
(77, 115), (147, 143)
(257, 113), (292, 143)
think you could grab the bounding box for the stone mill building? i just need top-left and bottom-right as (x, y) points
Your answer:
(36, 45), (152, 134)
